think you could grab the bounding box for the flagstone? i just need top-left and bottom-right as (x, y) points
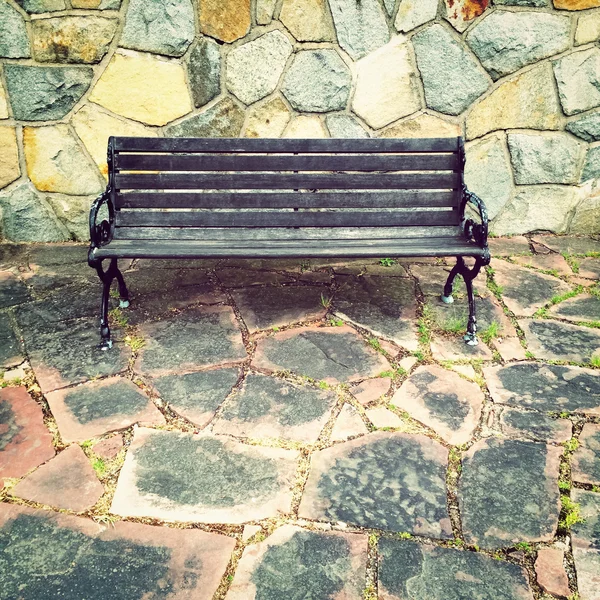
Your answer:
(520, 319), (600, 364)
(485, 362), (600, 414)
(365, 407), (404, 429)
(549, 294), (600, 323)
(135, 306), (246, 377)
(11, 444), (103, 511)
(572, 423), (600, 485)
(152, 368), (240, 428)
(499, 407), (572, 443)
(227, 526), (367, 599)
(111, 428), (299, 523)
(253, 325), (390, 384)
(351, 377), (392, 405)
(459, 438), (562, 548)
(93, 435), (123, 460)
(534, 547), (570, 599)
(231, 285), (326, 332)
(242, 524), (262, 542)
(0, 386), (54, 485)
(430, 336), (494, 361)
(299, 431), (451, 536)
(572, 548), (600, 600)
(45, 377), (165, 443)
(217, 268), (294, 288)
(379, 538), (534, 600)
(572, 489), (600, 551)
(488, 236), (532, 256)
(0, 503), (236, 600)
(334, 275), (419, 350)
(512, 253), (573, 276)
(0, 271), (31, 308)
(579, 258), (600, 280)
(531, 235), (600, 255)
(392, 365), (484, 445)
(330, 404), (368, 442)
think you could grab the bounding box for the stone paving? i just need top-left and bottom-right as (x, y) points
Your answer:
(0, 236), (599, 599)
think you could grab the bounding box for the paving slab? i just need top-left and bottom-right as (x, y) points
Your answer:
(111, 428), (299, 523)
(124, 268), (212, 296)
(333, 262), (409, 277)
(25, 318), (130, 393)
(531, 235), (600, 255)
(492, 260), (572, 316)
(0, 244), (28, 271)
(0, 270), (31, 308)
(579, 257), (600, 280)
(459, 438), (562, 549)
(0, 503), (236, 600)
(572, 548), (600, 600)
(135, 306), (246, 377)
(572, 423), (600, 486)
(351, 377), (392, 405)
(534, 547), (570, 599)
(11, 444), (103, 511)
(484, 362), (600, 414)
(378, 538), (534, 600)
(334, 275), (419, 350)
(571, 490), (600, 600)
(513, 253), (573, 276)
(299, 431), (451, 537)
(0, 386), (54, 484)
(365, 406), (404, 428)
(93, 435), (123, 460)
(231, 285), (327, 332)
(430, 335), (494, 361)
(488, 236), (532, 256)
(391, 365), (484, 445)
(152, 368), (240, 428)
(217, 268), (295, 288)
(45, 377), (165, 443)
(495, 336), (528, 361)
(549, 294), (600, 323)
(226, 525), (367, 600)
(519, 319), (600, 364)
(253, 325), (390, 384)
(499, 407), (572, 443)
(410, 264), (453, 296)
(0, 312), (23, 368)
(330, 404), (368, 442)
(213, 374), (336, 443)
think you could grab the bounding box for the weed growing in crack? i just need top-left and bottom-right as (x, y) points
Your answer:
(320, 293), (332, 309)
(560, 496), (585, 528)
(379, 258), (395, 267)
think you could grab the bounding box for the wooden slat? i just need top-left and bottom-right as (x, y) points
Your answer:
(94, 237), (485, 259)
(116, 191), (457, 210)
(115, 209), (458, 228)
(115, 153), (459, 172)
(115, 172), (460, 190)
(113, 225), (462, 241)
(113, 136), (460, 153)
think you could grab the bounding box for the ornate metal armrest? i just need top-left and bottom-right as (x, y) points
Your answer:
(460, 186), (490, 264)
(88, 188), (115, 261)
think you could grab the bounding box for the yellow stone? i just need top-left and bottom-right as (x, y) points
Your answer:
(280, 0), (335, 42)
(575, 11), (600, 45)
(24, 124), (104, 195)
(89, 50), (193, 126)
(0, 80), (8, 120)
(466, 64), (562, 140)
(554, 0), (600, 9)
(200, 0), (251, 43)
(245, 97), (292, 138)
(73, 104), (158, 179)
(0, 127), (20, 190)
(380, 113), (460, 138)
(283, 115), (327, 138)
(72, 0), (103, 6)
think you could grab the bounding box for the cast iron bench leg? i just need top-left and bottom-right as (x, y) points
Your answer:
(94, 258), (128, 350)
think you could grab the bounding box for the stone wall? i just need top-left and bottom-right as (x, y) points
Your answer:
(0, 0), (599, 242)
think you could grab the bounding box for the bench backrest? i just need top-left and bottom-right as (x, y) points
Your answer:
(110, 137), (463, 241)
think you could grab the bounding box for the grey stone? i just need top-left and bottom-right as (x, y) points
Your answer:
(508, 132), (585, 185)
(549, 294), (600, 323)
(412, 24), (490, 116)
(572, 424), (600, 486)
(0, 313), (22, 369)
(572, 489), (600, 551)
(326, 114), (369, 138)
(466, 11), (571, 80)
(572, 549), (600, 600)
(0, 1), (30, 58)
(567, 110), (600, 142)
(111, 428), (299, 523)
(581, 145), (600, 182)
(0, 271), (31, 309)
(4, 65), (93, 121)
(494, 0), (548, 4)
(460, 438), (562, 549)
(256, 0), (277, 25)
(121, 0), (195, 57)
(520, 319), (600, 364)
(465, 133), (513, 220)
(328, 0), (390, 60)
(499, 408), (572, 443)
(282, 49), (351, 113)
(553, 48), (600, 116)
(379, 539), (534, 600)
(531, 235), (600, 255)
(485, 362), (600, 414)
(165, 97), (245, 137)
(299, 431), (451, 536)
(395, 0), (438, 33)
(0, 183), (69, 243)
(152, 368), (240, 428)
(45, 194), (93, 241)
(334, 275), (418, 350)
(253, 325), (390, 384)
(217, 268), (294, 288)
(383, 0), (395, 15)
(15, 0), (65, 12)
(213, 374), (336, 442)
(188, 37), (221, 108)
(231, 285), (326, 332)
(225, 30), (293, 106)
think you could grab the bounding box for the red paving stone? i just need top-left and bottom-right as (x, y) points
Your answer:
(535, 547), (570, 598)
(0, 386), (55, 485)
(93, 435), (124, 460)
(351, 377), (392, 405)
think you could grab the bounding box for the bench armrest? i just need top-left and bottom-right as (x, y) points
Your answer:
(460, 186), (490, 263)
(89, 188), (115, 251)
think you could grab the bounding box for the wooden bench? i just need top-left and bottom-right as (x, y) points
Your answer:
(88, 136), (490, 350)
